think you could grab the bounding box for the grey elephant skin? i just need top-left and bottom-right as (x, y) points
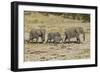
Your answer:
(47, 32), (63, 43)
(29, 28), (45, 43)
(64, 27), (85, 43)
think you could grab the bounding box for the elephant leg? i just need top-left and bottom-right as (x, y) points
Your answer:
(68, 38), (70, 43)
(42, 37), (45, 43)
(53, 39), (55, 43)
(49, 39), (52, 43)
(76, 36), (80, 43)
(41, 35), (45, 43)
(47, 38), (50, 43)
(29, 38), (33, 43)
(42, 39), (45, 43)
(36, 37), (38, 43)
(60, 38), (63, 43)
(46, 39), (49, 43)
(64, 36), (67, 43)
(47, 39), (49, 43)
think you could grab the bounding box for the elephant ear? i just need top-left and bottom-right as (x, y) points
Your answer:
(36, 30), (41, 35)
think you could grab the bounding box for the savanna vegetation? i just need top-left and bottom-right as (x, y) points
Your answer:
(24, 11), (90, 61)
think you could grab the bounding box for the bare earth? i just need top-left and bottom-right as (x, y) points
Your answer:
(24, 12), (90, 62)
(24, 33), (90, 62)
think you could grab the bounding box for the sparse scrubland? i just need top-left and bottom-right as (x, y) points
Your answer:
(24, 11), (90, 61)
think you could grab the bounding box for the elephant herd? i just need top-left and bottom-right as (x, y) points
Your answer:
(25, 27), (85, 44)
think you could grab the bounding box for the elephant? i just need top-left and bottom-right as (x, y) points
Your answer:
(29, 28), (45, 43)
(64, 27), (85, 43)
(47, 32), (63, 43)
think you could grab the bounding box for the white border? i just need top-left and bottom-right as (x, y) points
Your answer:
(18, 5), (96, 68)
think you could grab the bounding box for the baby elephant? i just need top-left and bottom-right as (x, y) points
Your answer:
(29, 28), (45, 43)
(47, 32), (63, 43)
(64, 27), (85, 43)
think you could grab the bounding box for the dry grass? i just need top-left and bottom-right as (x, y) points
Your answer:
(24, 11), (90, 62)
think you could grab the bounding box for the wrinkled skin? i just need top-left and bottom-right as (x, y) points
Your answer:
(29, 28), (45, 43)
(47, 32), (63, 43)
(64, 27), (85, 43)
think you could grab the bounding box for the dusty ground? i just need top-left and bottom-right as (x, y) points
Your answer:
(24, 11), (90, 62)
(24, 33), (90, 61)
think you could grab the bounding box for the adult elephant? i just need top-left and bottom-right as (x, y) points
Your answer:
(29, 28), (45, 43)
(47, 32), (63, 43)
(64, 27), (85, 43)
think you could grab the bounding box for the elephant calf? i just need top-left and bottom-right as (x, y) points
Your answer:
(29, 28), (45, 43)
(47, 32), (63, 43)
(64, 27), (85, 43)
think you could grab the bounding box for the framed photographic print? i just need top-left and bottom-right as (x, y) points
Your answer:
(11, 1), (98, 72)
